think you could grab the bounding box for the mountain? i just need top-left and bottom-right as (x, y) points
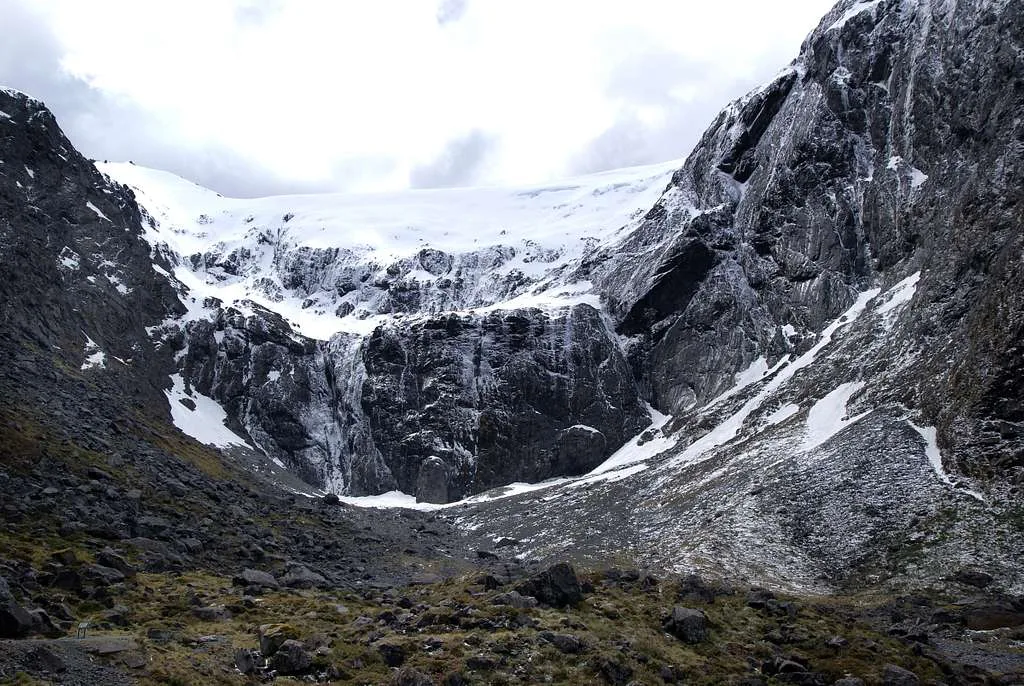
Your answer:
(93, 159), (677, 501)
(1, 0), (1023, 682)
(455, 0), (1024, 590)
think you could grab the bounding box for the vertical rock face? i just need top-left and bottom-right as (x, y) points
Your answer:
(361, 305), (647, 498)
(587, 0), (1024, 482)
(0, 88), (180, 415)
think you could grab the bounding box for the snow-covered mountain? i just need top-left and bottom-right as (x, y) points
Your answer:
(1, 0), (1021, 593)
(96, 159), (678, 499)
(99, 160), (678, 339)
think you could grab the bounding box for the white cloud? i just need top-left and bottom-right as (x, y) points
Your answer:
(8, 0), (835, 194)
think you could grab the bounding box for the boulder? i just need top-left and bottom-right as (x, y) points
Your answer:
(97, 549), (137, 578)
(954, 569), (994, 588)
(281, 564), (326, 589)
(663, 606), (709, 643)
(393, 667), (436, 686)
(83, 564), (126, 586)
(259, 623), (299, 656)
(234, 648), (257, 674)
(268, 639), (311, 675)
(193, 605), (231, 622)
(415, 456), (450, 504)
(537, 631), (584, 654)
(235, 568), (279, 590)
(962, 604), (1024, 630)
(29, 608), (63, 637)
(377, 640), (407, 667)
(597, 655), (633, 685)
(881, 664), (919, 686)
(491, 591), (537, 609)
(0, 600), (35, 638)
(514, 562), (583, 608)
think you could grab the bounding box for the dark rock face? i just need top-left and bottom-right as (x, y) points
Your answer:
(514, 563), (583, 608)
(0, 600), (34, 638)
(0, 89), (181, 416)
(663, 606), (709, 644)
(585, 0), (1024, 485)
(178, 299), (646, 500)
(361, 306), (647, 498)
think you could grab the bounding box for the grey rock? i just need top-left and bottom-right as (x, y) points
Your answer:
(537, 631), (584, 654)
(514, 562), (583, 608)
(0, 600), (36, 638)
(393, 667), (436, 686)
(281, 564), (327, 589)
(954, 569), (994, 588)
(881, 664), (919, 686)
(491, 591), (537, 609)
(234, 568), (279, 589)
(268, 639), (311, 675)
(377, 640), (407, 667)
(415, 456), (450, 504)
(259, 623), (299, 656)
(192, 605), (231, 622)
(28, 608), (63, 637)
(96, 549), (136, 578)
(234, 648), (257, 674)
(663, 606), (709, 643)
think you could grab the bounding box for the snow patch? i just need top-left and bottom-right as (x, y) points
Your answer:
(875, 271), (920, 327)
(667, 288), (882, 467)
(58, 246), (80, 270)
(909, 167), (928, 189)
(588, 404), (673, 476)
(765, 403), (801, 427)
(165, 373), (249, 449)
(802, 382), (870, 451)
(24, 166), (34, 179)
(828, 0), (882, 32)
(706, 356), (783, 409)
(267, 370), (281, 383)
(337, 490), (445, 511)
(81, 333), (106, 371)
(907, 420), (986, 502)
(86, 201), (111, 222)
(105, 273), (131, 295)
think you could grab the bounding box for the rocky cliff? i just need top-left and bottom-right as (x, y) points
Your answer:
(92, 155), (669, 502)
(454, 0), (1024, 592)
(34, 0), (1011, 507)
(590, 0), (1023, 490)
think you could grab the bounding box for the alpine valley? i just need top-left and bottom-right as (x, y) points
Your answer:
(1, 0), (1023, 684)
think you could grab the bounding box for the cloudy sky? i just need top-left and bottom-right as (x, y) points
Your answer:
(1, 0), (836, 196)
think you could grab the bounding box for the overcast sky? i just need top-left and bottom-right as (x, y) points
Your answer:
(1, 0), (836, 196)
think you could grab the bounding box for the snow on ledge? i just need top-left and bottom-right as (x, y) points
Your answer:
(827, 0), (882, 32)
(165, 373), (249, 449)
(86, 201), (111, 222)
(907, 420), (986, 502)
(81, 333), (106, 371)
(802, 382), (870, 451)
